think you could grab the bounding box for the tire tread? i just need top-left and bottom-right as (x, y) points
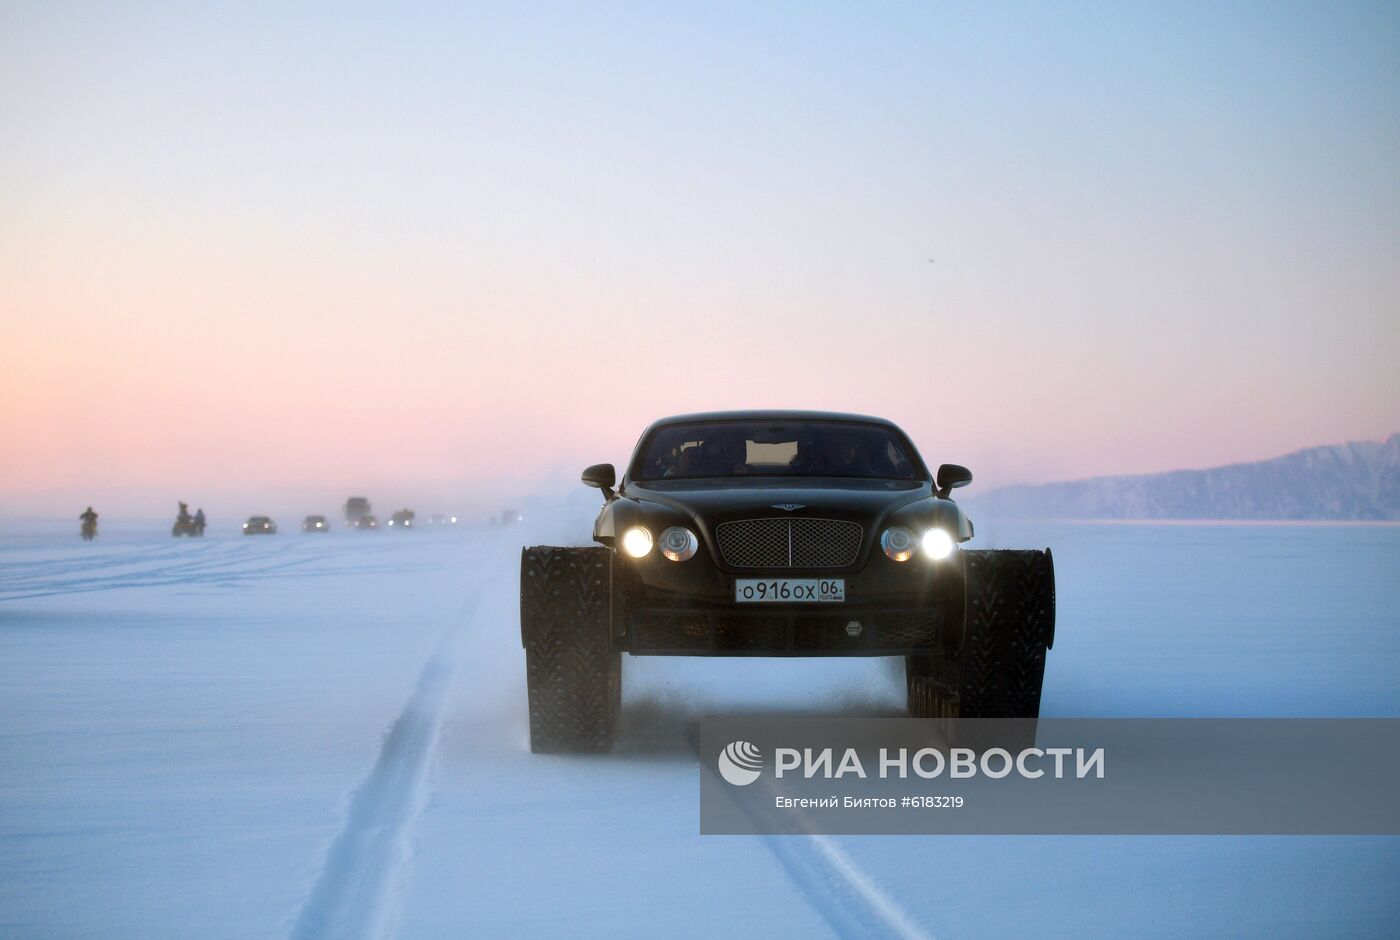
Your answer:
(521, 546), (620, 753)
(906, 549), (1054, 749)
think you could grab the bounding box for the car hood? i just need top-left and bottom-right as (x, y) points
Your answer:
(625, 477), (931, 527)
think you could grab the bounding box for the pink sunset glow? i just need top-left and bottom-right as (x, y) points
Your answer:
(2, 5), (1397, 519)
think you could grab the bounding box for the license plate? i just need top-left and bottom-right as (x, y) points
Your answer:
(735, 578), (845, 603)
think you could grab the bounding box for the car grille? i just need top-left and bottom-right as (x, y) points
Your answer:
(715, 517), (863, 569)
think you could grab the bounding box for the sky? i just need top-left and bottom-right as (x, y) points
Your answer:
(2, 2), (1398, 519)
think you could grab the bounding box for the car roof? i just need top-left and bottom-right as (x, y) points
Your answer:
(642, 410), (903, 432)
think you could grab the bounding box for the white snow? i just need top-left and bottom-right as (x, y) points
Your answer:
(1, 516), (1398, 938)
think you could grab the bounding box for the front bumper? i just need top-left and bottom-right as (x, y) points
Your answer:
(612, 550), (966, 656)
(625, 605), (955, 655)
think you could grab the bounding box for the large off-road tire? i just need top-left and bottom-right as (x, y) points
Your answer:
(906, 549), (1055, 750)
(520, 546), (621, 753)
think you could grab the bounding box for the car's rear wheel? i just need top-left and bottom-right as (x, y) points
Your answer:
(520, 546), (620, 753)
(906, 549), (1054, 750)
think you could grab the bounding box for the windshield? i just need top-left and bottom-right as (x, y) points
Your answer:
(632, 420), (925, 481)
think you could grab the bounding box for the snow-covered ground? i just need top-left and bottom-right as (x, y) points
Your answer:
(2, 517), (1398, 938)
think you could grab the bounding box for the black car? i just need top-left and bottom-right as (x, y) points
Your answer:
(302, 514), (329, 533)
(243, 516), (277, 535)
(352, 514), (379, 531)
(388, 509), (415, 529)
(520, 411), (1055, 753)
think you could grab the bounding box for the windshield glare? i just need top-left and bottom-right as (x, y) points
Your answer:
(633, 421), (923, 481)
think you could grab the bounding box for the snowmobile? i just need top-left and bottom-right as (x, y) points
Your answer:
(172, 503), (205, 537)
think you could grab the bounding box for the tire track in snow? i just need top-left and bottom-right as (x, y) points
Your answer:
(290, 594), (477, 940)
(0, 540), (303, 599)
(0, 538), (424, 601)
(725, 765), (934, 940)
(762, 832), (934, 940)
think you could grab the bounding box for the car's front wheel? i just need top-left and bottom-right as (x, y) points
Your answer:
(520, 546), (621, 753)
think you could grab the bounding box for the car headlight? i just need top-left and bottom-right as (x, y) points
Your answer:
(621, 526), (653, 558)
(922, 528), (956, 560)
(881, 526), (917, 562)
(659, 526), (698, 562)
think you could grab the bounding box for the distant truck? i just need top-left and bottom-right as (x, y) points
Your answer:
(388, 509), (416, 529)
(344, 497), (372, 527)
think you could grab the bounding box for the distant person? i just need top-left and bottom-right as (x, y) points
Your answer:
(173, 501), (194, 537)
(79, 506), (98, 541)
(193, 508), (206, 537)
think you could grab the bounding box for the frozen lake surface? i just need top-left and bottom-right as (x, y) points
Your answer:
(2, 517), (1398, 938)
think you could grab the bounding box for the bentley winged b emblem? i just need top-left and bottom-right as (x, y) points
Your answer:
(771, 503), (806, 512)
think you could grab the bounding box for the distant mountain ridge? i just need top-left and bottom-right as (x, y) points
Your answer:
(971, 433), (1400, 520)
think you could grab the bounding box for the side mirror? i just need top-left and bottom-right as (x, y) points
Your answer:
(935, 463), (972, 498)
(581, 463), (616, 499)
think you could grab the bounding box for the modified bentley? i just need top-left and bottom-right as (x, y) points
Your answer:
(520, 411), (1055, 752)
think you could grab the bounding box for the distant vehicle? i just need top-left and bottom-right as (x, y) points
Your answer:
(388, 509), (416, 529)
(427, 514), (458, 526)
(172, 501), (205, 537)
(243, 516), (277, 535)
(352, 514), (379, 531)
(500, 509), (524, 525)
(344, 497), (372, 527)
(519, 410), (1056, 754)
(302, 514), (329, 533)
